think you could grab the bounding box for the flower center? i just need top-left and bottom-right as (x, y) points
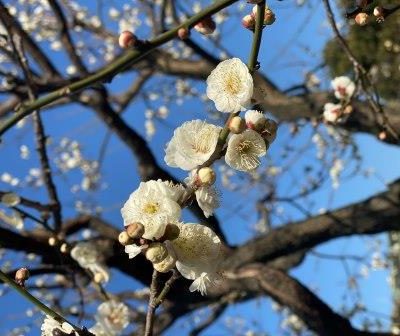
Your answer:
(192, 128), (214, 154)
(337, 86), (347, 96)
(107, 312), (121, 326)
(143, 202), (160, 214)
(237, 140), (253, 155)
(225, 73), (240, 95)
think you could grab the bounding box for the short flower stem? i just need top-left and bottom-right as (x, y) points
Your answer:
(0, 0), (239, 137)
(144, 269), (159, 336)
(248, 1), (266, 73)
(0, 269), (80, 330)
(216, 0), (266, 153)
(144, 269), (180, 336)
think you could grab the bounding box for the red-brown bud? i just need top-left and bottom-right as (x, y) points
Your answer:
(118, 31), (137, 48)
(15, 267), (29, 286)
(194, 16), (216, 35)
(355, 12), (369, 26)
(242, 14), (255, 30)
(177, 27), (190, 40)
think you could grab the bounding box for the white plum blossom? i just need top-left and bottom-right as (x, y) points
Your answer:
(121, 180), (183, 240)
(244, 110), (265, 130)
(225, 130), (267, 172)
(41, 316), (77, 336)
(331, 76), (355, 100)
(323, 103), (342, 123)
(70, 242), (110, 283)
(207, 58), (253, 113)
(184, 171), (220, 218)
(89, 300), (130, 336)
(164, 120), (222, 171)
(195, 186), (220, 218)
(169, 223), (222, 295)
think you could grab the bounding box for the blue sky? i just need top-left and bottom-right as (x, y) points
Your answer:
(1, 0), (400, 335)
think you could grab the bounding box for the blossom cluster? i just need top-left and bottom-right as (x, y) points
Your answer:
(120, 58), (278, 295)
(323, 76), (355, 124)
(166, 58), (277, 173)
(41, 300), (130, 336)
(121, 179), (222, 295)
(70, 242), (110, 284)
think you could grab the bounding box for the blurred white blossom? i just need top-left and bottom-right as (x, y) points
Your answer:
(89, 300), (130, 336)
(331, 76), (355, 100)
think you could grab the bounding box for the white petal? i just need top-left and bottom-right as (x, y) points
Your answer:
(171, 223), (222, 267)
(189, 272), (213, 295)
(195, 186), (220, 218)
(125, 244), (143, 259)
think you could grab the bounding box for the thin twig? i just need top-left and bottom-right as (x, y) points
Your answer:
(144, 269), (181, 336)
(0, 0), (240, 136)
(1, 19), (63, 231)
(0, 269), (80, 330)
(322, 0), (399, 141)
(144, 269), (159, 336)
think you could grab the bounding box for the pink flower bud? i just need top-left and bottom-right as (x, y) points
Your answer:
(378, 131), (387, 140)
(355, 13), (368, 26)
(252, 5), (276, 25)
(15, 268), (29, 286)
(178, 27), (190, 40)
(118, 31), (137, 48)
(242, 14), (255, 30)
(194, 16), (216, 35)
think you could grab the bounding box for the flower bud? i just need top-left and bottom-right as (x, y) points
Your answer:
(355, 13), (368, 26)
(373, 6), (385, 22)
(1, 192), (20, 207)
(252, 6), (276, 25)
(94, 272), (106, 284)
(229, 116), (246, 134)
(378, 131), (387, 140)
(126, 222), (145, 239)
(373, 6), (384, 17)
(194, 16), (216, 35)
(198, 167), (216, 186)
(48, 237), (57, 246)
(60, 243), (69, 254)
(118, 31), (137, 48)
(145, 243), (168, 264)
(15, 267), (29, 286)
(242, 14), (255, 30)
(160, 223), (180, 241)
(261, 119), (278, 144)
(177, 27), (190, 40)
(264, 9), (276, 25)
(153, 254), (176, 273)
(118, 231), (132, 246)
(253, 118), (267, 132)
